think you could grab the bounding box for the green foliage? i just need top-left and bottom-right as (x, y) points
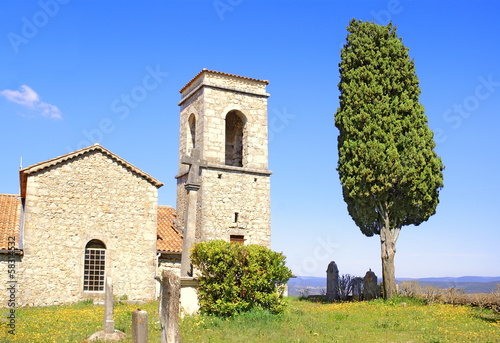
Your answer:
(335, 19), (444, 236)
(190, 240), (292, 317)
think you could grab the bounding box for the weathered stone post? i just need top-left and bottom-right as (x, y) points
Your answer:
(363, 269), (379, 300)
(159, 270), (180, 343)
(104, 276), (115, 334)
(87, 277), (126, 342)
(131, 310), (148, 343)
(325, 261), (339, 301)
(180, 183), (199, 278)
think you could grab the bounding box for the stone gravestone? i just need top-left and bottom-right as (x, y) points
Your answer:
(132, 309), (148, 343)
(87, 277), (126, 342)
(325, 261), (339, 301)
(159, 270), (180, 343)
(363, 269), (379, 300)
(351, 277), (363, 301)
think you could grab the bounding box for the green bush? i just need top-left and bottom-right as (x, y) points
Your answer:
(190, 240), (292, 317)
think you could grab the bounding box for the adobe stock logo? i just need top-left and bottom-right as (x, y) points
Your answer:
(268, 107), (296, 144)
(7, 0), (71, 54)
(65, 65), (168, 153)
(434, 75), (499, 144)
(370, 0), (405, 26)
(291, 236), (340, 276)
(213, 0), (243, 21)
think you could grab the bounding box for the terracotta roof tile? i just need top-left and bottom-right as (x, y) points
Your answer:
(157, 205), (183, 253)
(180, 68), (269, 93)
(0, 194), (21, 250)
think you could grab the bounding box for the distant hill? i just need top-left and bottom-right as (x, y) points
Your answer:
(398, 276), (500, 283)
(397, 277), (500, 294)
(288, 276), (500, 296)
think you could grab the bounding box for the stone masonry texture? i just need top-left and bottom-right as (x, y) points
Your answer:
(12, 150), (159, 306)
(176, 70), (271, 248)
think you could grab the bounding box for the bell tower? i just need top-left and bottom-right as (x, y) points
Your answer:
(176, 69), (271, 249)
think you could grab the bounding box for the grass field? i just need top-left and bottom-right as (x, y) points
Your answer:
(0, 297), (498, 342)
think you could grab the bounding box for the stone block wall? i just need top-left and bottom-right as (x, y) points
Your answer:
(176, 70), (271, 248)
(198, 168), (271, 247)
(178, 71), (269, 172)
(201, 87), (269, 170)
(17, 151), (159, 306)
(158, 255), (181, 277)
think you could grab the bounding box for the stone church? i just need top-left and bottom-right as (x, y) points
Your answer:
(0, 69), (271, 307)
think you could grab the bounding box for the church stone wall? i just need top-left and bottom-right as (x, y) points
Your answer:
(16, 151), (159, 306)
(158, 255), (181, 277)
(199, 168), (271, 247)
(201, 86), (269, 170)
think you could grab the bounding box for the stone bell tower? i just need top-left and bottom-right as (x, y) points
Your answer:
(175, 69), (272, 256)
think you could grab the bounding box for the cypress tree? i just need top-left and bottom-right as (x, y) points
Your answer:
(335, 19), (444, 299)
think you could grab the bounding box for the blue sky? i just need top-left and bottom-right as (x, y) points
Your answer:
(1, 0), (499, 279)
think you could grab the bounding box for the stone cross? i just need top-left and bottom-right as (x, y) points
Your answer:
(181, 147), (207, 186)
(325, 261), (339, 301)
(180, 147), (206, 277)
(363, 269), (379, 300)
(87, 276), (126, 341)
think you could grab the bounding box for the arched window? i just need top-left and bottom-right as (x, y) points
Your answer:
(187, 113), (196, 155)
(225, 110), (245, 167)
(83, 240), (106, 292)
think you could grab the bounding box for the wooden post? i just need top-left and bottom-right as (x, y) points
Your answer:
(159, 270), (180, 343)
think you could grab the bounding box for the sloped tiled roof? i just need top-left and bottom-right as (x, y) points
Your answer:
(180, 68), (269, 93)
(157, 205), (183, 253)
(0, 194), (21, 250)
(19, 144), (163, 197)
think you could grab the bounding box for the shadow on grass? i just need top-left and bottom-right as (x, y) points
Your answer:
(297, 295), (326, 303)
(296, 295), (362, 304)
(471, 308), (500, 325)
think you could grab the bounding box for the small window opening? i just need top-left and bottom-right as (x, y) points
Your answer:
(234, 212), (239, 223)
(225, 110), (245, 167)
(187, 114), (196, 155)
(218, 173), (222, 179)
(230, 235), (245, 244)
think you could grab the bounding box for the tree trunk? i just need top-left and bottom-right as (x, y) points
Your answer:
(379, 209), (400, 299)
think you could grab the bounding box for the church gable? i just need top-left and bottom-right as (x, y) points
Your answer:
(19, 144), (163, 198)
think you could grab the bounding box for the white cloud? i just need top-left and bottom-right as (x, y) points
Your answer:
(0, 85), (62, 119)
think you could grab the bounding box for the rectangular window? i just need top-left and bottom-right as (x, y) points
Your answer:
(83, 248), (106, 291)
(230, 235), (245, 244)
